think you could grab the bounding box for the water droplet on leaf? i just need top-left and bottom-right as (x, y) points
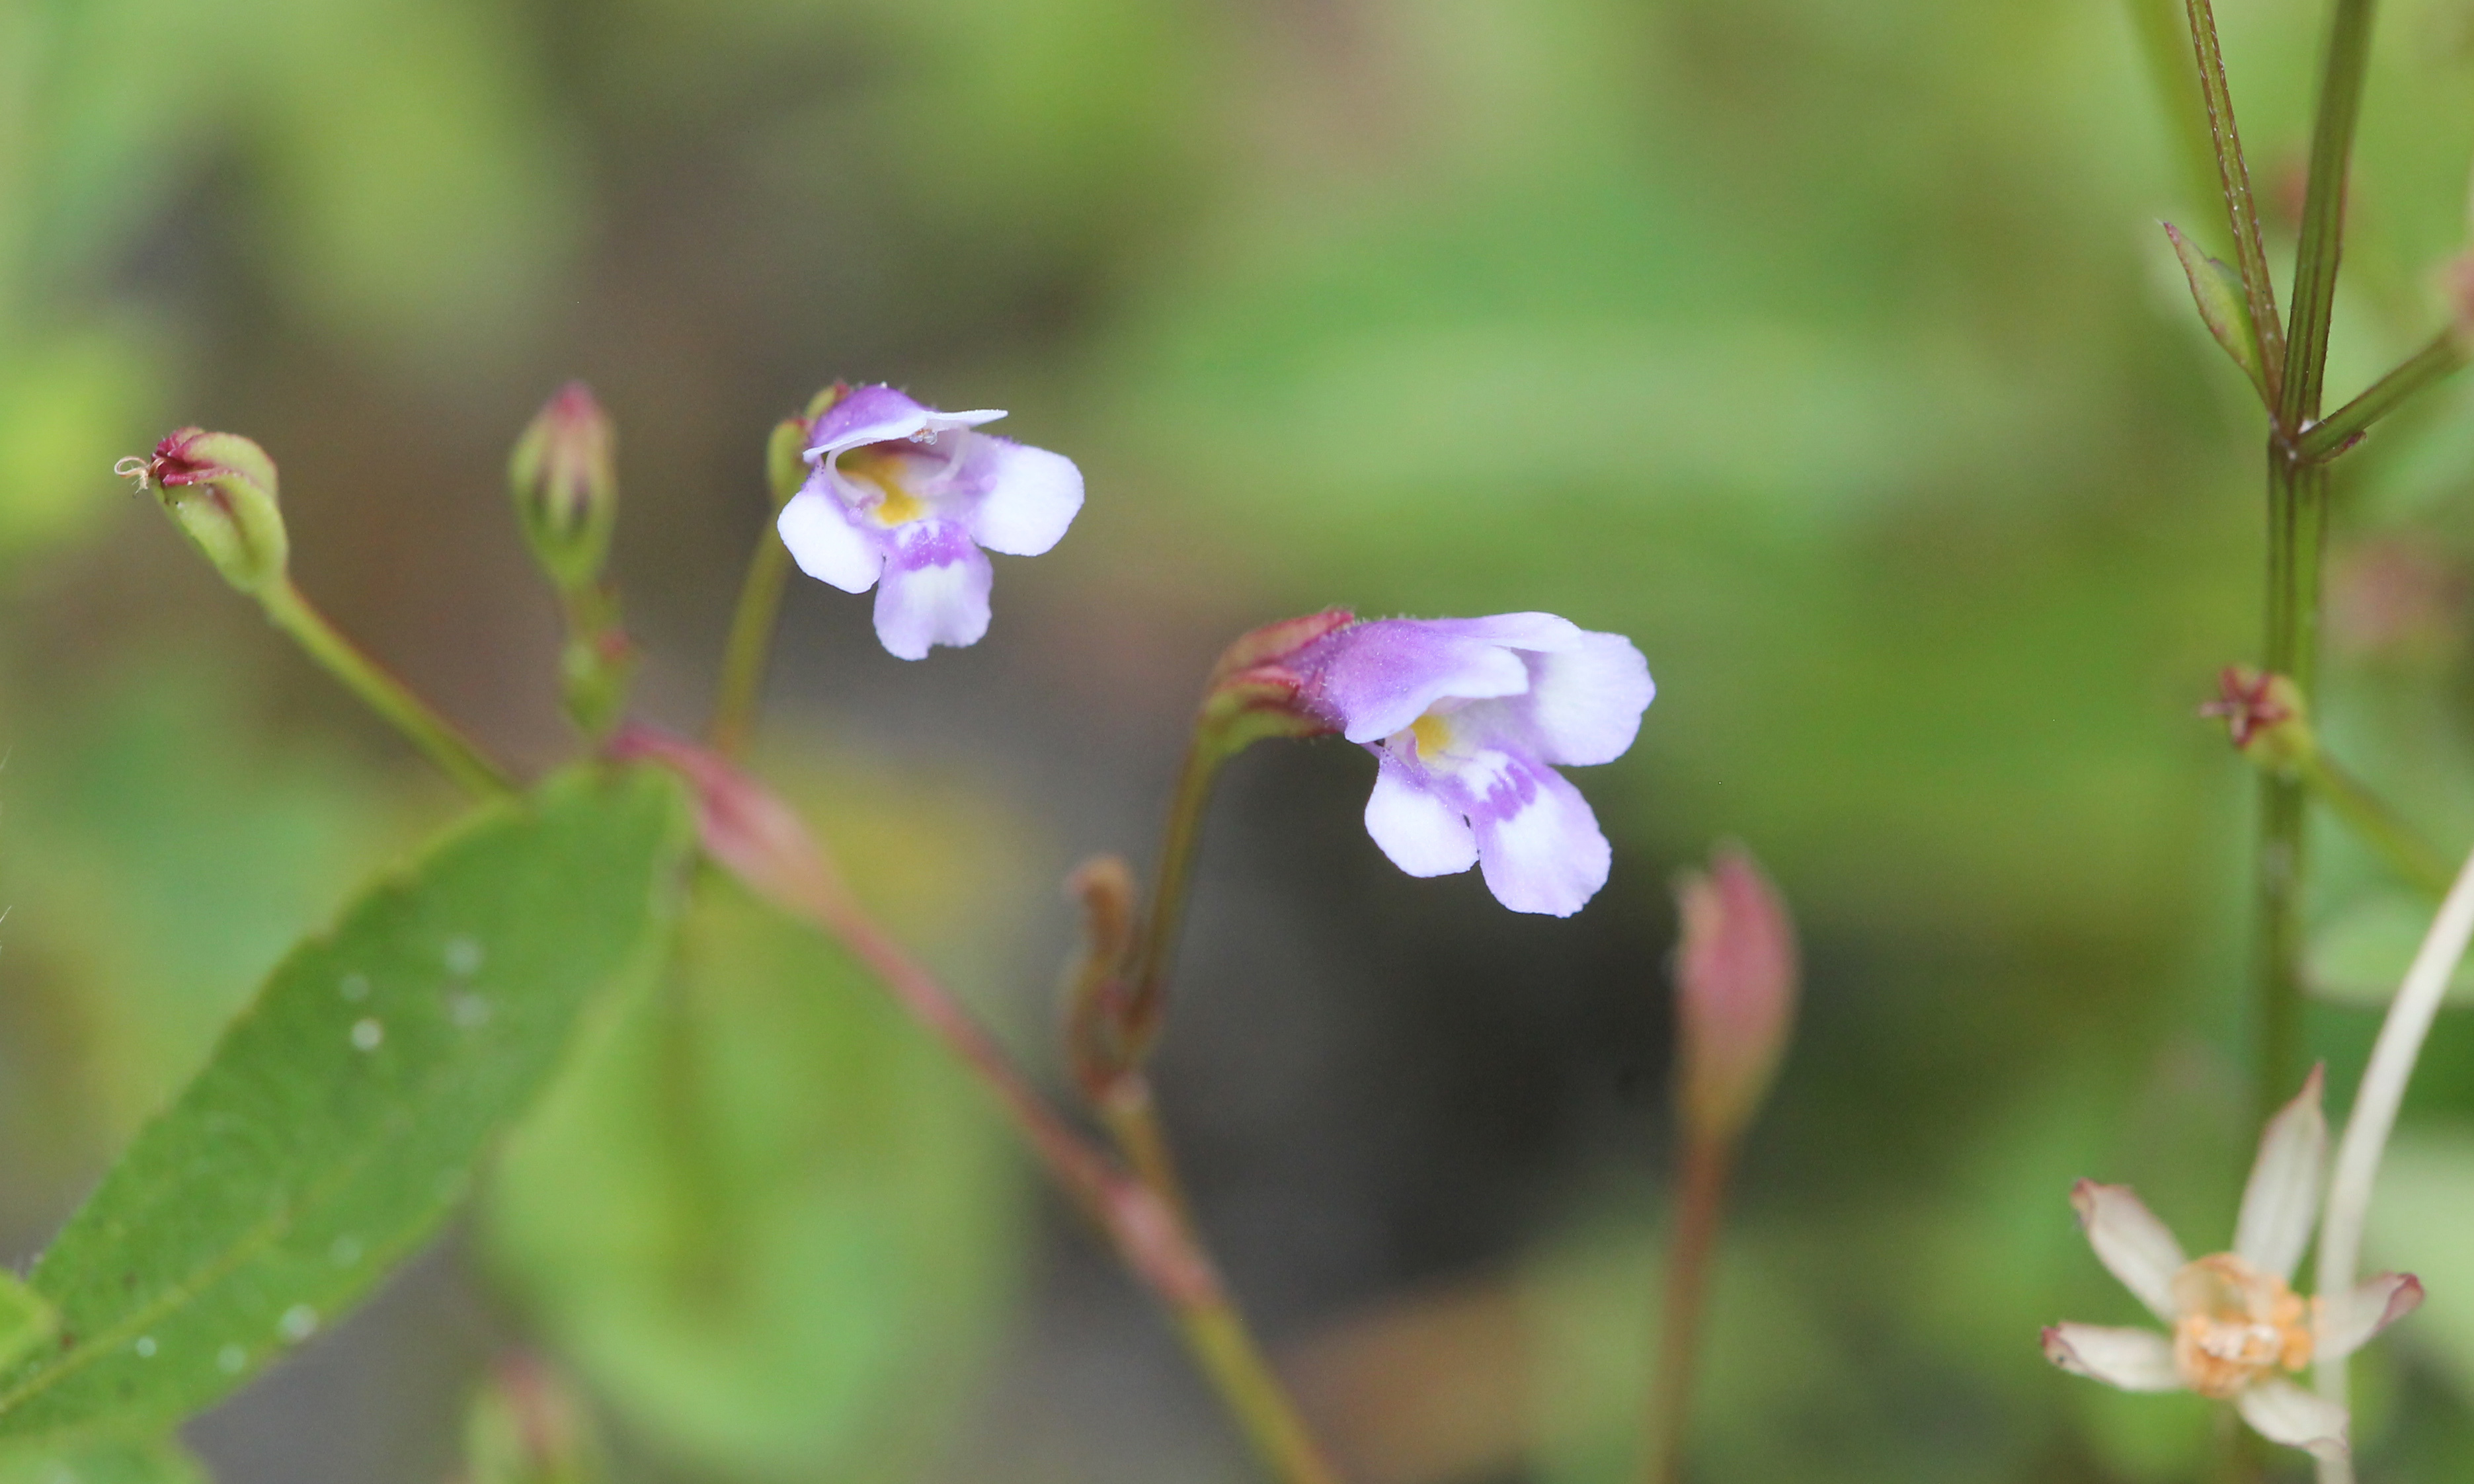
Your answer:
(350, 1018), (383, 1051)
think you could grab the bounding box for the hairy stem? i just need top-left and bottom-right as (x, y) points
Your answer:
(1123, 729), (1228, 1054)
(2185, 0), (2288, 403)
(259, 578), (516, 799)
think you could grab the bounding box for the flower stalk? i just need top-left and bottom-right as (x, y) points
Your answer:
(2312, 843), (2474, 1483)
(709, 411), (813, 760)
(259, 578), (517, 799)
(614, 726), (1343, 1484)
(1648, 847), (1798, 1484)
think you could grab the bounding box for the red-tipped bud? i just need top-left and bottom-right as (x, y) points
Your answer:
(121, 428), (288, 594)
(1673, 845), (1799, 1145)
(2200, 666), (2315, 774)
(1193, 608), (1357, 758)
(459, 1352), (604, 1484)
(1061, 854), (1142, 1099)
(510, 383), (618, 592)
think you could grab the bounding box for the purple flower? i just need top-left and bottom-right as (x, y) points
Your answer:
(1289, 613), (1654, 916)
(776, 385), (1084, 660)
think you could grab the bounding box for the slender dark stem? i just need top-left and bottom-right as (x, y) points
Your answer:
(709, 530), (793, 761)
(2299, 331), (2469, 461)
(1123, 730), (1227, 1053)
(2185, 0), (2288, 405)
(2299, 753), (2458, 897)
(2256, 451), (2325, 1128)
(1647, 1134), (1733, 1484)
(2280, 0), (2379, 429)
(258, 578), (516, 799)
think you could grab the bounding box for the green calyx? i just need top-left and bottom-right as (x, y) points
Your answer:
(140, 429), (288, 595)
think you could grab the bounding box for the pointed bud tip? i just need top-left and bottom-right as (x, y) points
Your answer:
(1673, 843), (1798, 1144)
(511, 381), (618, 591)
(124, 428), (288, 593)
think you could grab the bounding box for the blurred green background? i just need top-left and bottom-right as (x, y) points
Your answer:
(15, 0), (2474, 1478)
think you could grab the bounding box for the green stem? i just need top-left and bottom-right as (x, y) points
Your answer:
(258, 578), (516, 799)
(2279, 0), (2379, 429)
(2255, 451), (2326, 1128)
(1123, 730), (1230, 1055)
(2297, 753), (2457, 896)
(1646, 1134), (1733, 1484)
(2299, 331), (2468, 461)
(709, 526), (793, 761)
(2185, 0), (2288, 403)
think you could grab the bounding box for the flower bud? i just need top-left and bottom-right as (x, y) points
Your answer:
(2200, 666), (2315, 775)
(121, 428), (288, 594)
(768, 383), (850, 510)
(1193, 608), (1359, 758)
(461, 1352), (604, 1484)
(1061, 854), (1142, 1099)
(509, 382), (617, 592)
(1673, 845), (1798, 1146)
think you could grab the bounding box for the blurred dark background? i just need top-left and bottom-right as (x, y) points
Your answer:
(17, 0), (2474, 1479)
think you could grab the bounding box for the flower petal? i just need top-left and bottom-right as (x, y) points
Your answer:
(2317, 1272), (2424, 1360)
(807, 385), (936, 452)
(2070, 1181), (2186, 1323)
(2235, 1064), (2327, 1281)
(870, 523), (992, 660)
(1424, 612), (1586, 651)
(1297, 621), (1533, 744)
(1363, 752), (1480, 877)
(1465, 754), (1611, 916)
(959, 436), (1084, 556)
(1518, 630), (1656, 766)
(2040, 1325), (2182, 1392)
(778, 484), (885, 593)
(2235, 1378), (2348, 1460)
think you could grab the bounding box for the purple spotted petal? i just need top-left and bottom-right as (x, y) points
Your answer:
(1460, 751), (1612, 916)
(872, 520), (993, 660)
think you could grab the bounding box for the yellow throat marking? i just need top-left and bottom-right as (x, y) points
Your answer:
(840, 447), (928, 526)
(1410, 712), (1454, 760)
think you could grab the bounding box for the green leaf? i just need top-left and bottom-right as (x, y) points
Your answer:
(0, 765), (694, 1446)
(2162, 221), (2268, 399)
(485, 868), (1018, 1482)
(0, 1436), (209, 1484)
(0, 1280), (56, 1379)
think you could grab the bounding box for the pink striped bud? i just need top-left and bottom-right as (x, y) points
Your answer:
(1673, 845), (1799, 1144)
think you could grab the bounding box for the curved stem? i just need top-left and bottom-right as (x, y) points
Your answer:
(258, 578), (516, 799)
(2279, 0), (2378, 430)
(2313, 845), (2474, 1484)
(1123, 730), (1229, 1055)
(709, 528), (793, 761)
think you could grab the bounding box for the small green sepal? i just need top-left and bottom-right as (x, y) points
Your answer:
(510, 383), (618, 592)
(2164, 221), (2269, 402)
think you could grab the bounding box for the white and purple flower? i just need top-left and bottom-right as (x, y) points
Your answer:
(1287, 613), (1654, 917)
(2042, 1068), (2423, 1460)
(776, 385), (1084, 660)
